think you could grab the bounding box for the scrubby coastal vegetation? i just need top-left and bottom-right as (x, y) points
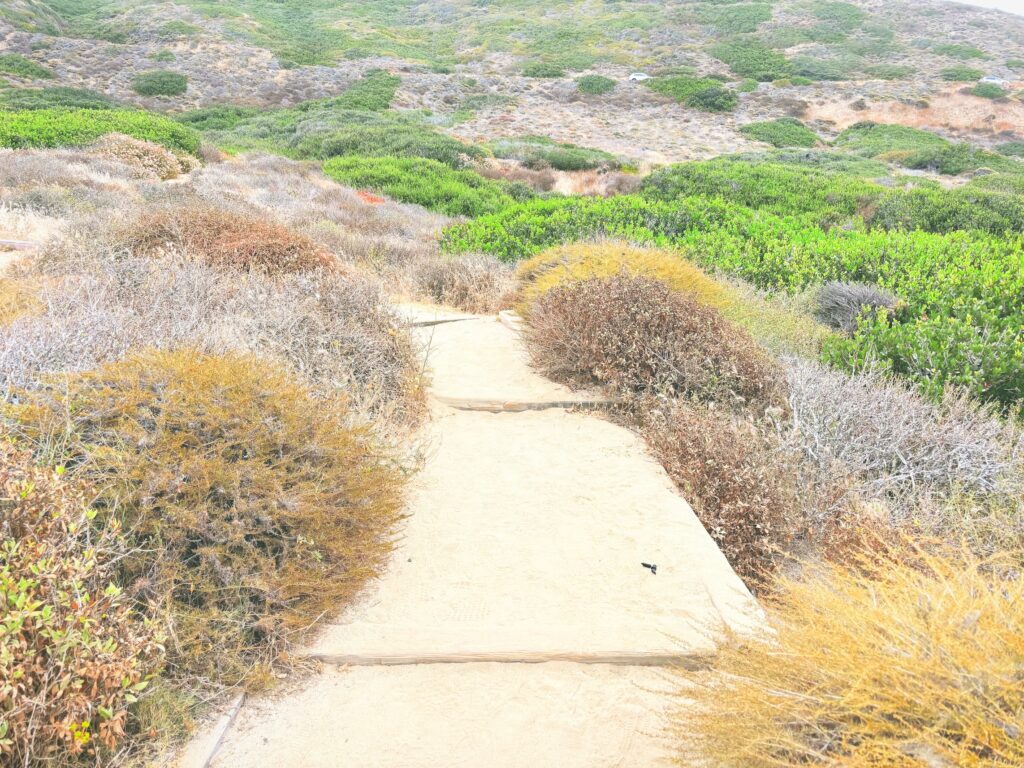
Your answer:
(1, 0), (1023, 765)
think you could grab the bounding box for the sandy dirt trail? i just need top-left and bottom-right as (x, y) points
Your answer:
(197, 307), (761, 768)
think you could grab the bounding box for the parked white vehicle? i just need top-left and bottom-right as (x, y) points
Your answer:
(628, 72), (651, 82)
(979, 75), (1010, 86)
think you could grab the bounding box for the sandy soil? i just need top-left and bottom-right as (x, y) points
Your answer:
(189, 309), (760, 768)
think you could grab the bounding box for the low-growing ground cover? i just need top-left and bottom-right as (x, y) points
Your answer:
(323, 156), (531, 217)
(131, 69), (188, 96)
(0, 85), (118, 110)
(645, 75), (737, 112)
(0, 53), (54, 80)
(0, 107), (201, 154)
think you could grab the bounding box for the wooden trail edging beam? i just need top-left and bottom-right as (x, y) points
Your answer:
(0, 239), (37, 251)
(306, 651), (712, 669)
(434, 395), (620, 413)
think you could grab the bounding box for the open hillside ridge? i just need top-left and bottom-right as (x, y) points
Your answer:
(186, 307), (762, 768)
(2, 1), (1024, 767)
(0, 0), (1023, 165)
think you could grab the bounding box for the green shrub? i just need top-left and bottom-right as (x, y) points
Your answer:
(970, 82), (1007, 99)
(0, 108), (201, 154)
(13, 349), (404, 687)
(686, 85), (738, 112)
(996, 141), (1024, 157)
(489, 135), (619, 171)
(810, 1), (866, 30)
(1007, 58), (1024, 69)
(323, 156), (529, 216)
(646, 75), (737, 111)
(739, 118), (819, 148)
(442, 195), (749, 262)
(695, 3), (772, 34)
(157, 20), (199, 39)
(150, 49), (176, 62)
(319, 69), (399, 111)
(790, 75), (814, 85)
(131, 70), (188, 97)
(901, 142), (1009, 175)
(576, 74), (615, 94)
(710, 41), (792, 81)
(641, 158), (881, 219)
(737, 78), (758, 92)
(522, 61), (564, 78)
(0, 53), (53, 79)
(790, 55), (850, 81)
(870, 186), (1024, 235)
(175, 104), (261, 130)
(834, 121), (949, 157)
(933, 42), (987, 59)
(941, 65), (984, 81)
(0, 85), (116, 110)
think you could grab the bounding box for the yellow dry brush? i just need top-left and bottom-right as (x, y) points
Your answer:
(675, 540), (1024, 768)
(516, 242), (834, 357)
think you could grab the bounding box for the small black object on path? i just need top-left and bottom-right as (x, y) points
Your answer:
(641, 562), (657, 575)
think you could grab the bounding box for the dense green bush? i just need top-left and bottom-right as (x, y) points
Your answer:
(900, 142), (1010, 175)
(175, 104), (261, 130)
(131, 70), (188, 97)
(810, 1), (866, 30)
(323, 156), (530, 216)
(317, 69), (399, 111)
(997, 141), (1024, 157)
(834, 121), (949, 157)
(0, 108), (201, 154)
(489, 135), (619, 171)
(790, 56), (852, 81)
(0, 53), (53, 79)
(641, 158), (882, 219)
(870, 186), (1024, 235)
(646, 75), (737, 111)
(711, 42), (792, 81)
(863, 64), (914, 80)
(576, 74), (615, 94)
(442, 195), (750, 262)
(686, 85), (738, 112)
(695, 3), (772, 34)
(970, 82), (1007, 99)
(739, 118), (819, 148)
(941, 65), (984, 81)
(522, 61), (564, 78)
(0, 85), (116, 110)
(933, 43), (986, 59)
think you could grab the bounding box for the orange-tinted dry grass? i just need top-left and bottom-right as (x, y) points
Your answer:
(675, 541), (1024, 768)
(0, 277), (41, 325)
(118, 204), (338, 274)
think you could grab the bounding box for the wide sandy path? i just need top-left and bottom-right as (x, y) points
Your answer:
(198, 308), (760, 768)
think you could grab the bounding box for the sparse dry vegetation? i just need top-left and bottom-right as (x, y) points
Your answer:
(675, 541), (1024, 768)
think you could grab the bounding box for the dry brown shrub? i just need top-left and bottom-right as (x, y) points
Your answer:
(413, 254), (515, 312)
(0, 445), (163, 766)
(524, 274), (787, 413)
(12, 349), (404, 688)
(116, 203), (338, 274)
(639, 401), (802, 584)
(87, 133), (185, 180)
(675, 540), (1024, 768)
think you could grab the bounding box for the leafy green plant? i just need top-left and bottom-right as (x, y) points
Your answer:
(0, 445), (163, 766)
(933, 42), (986, 59)
(863, 64), (914, 80)
(131, 70), (188, 97)
(834, 121), (949, 157)
(941, 65), (984, 81)
(810, 1), (866, 30)
(901, 142), (1009, 175)
(0, 108), (201, 154)
(710, 41), (792, 81)
(489, 135), (619, 171)
(323, 156), (530, 216)
(646, 75), (737, 111)
(576, 74), (615, 94)
(996, 141), (1024, 157)
(175, 104), (261, 130)
(739, 118), (819, 148)
(694, 3), (772, 34)
(0, 53), (53, 80)
(970, 82), (1007, 99)
(0, 86), (116, 110)
(149, 49), (176, 62)
(522, 61), (564, 78)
